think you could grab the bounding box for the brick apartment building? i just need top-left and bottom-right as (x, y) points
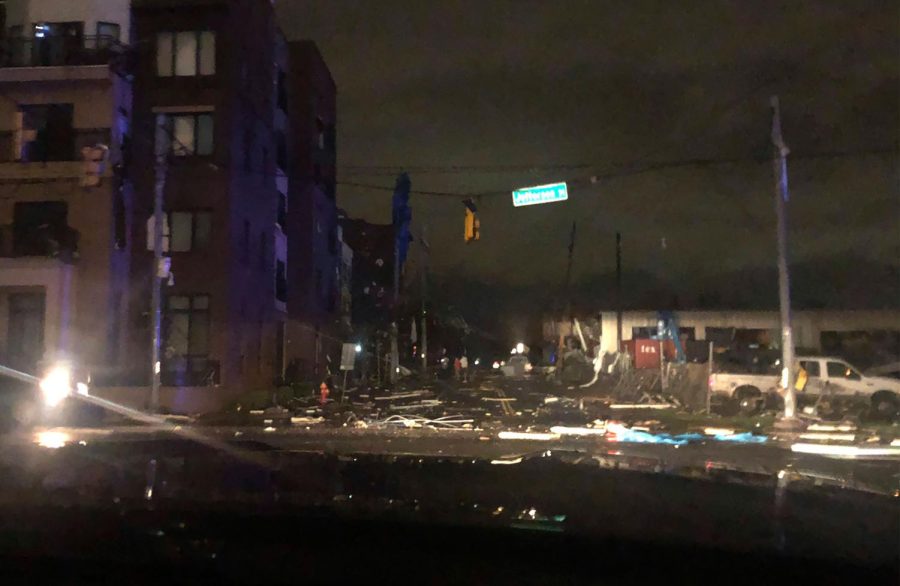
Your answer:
(284, 40), (340, 381)
(127, 0), (285, 398)
(0, 0), (133, 381)
(0, 0), (344, 412)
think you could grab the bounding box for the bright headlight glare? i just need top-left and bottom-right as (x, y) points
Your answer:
(40, 365), (72, 408)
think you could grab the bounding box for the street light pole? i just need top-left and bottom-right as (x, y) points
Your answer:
(149, 114), (168, 412)
(615, 231), (623, 353)
(770, 96), (797, 422)
(420, 224), (428, 373)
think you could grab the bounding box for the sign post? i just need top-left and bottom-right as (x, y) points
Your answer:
(340, 343), (356, 404)
(512, 182), (568, 207)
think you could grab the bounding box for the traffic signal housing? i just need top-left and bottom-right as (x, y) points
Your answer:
(463, 198), (479, 242)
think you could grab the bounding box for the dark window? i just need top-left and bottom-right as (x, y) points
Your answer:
(799, 360), (821, 377)
(325, 124), (336, 152)
(156, 30), (215, 77)
(164, 294), (211, 385)
(315, 269), (323, 300)
(96, 22), (120, 48)
(328, 225), (337, 255)
(259, 230), (268, 269)
(242, 220), (250, 262)
(275, 260), (287, 302)
(169, 211), (211, 252)
(31, 22), (83, 66)
(18, 104), (74, 162)
(113, 162), (127, 249)
(827, 361), (861, 380)
(632, 327), (658, 339)
(6, 292), (44, 372)
(315, 118), (325, 150)
(677, 327), (695, 341)
(12, 201), (77, 258)
(276, 69), (287, 112)
(156, 113), (214, 156)
(276, 131), (287, 171)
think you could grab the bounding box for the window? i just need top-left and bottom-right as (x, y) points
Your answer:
(316, 118), (325, 149)
(156, 113), (214, 156)
(242, 220), (250, 262)
(276, 69), (288, 112)
(156, 31), (215, 77)
(146, 211), (210, 252)
(165, 294), (210, 359)
(17, 104), (74, 162)
(276, 131), (287, 171)
(827, 361), (861, 380)
(259, 231), (268, 269)
(170, 211), (211, 252)
(799, 360), (821, 377)
(275, 260), (287, 303)
(632, 327), (658, 339)
(12, 201), (75, 257)
(96, 22), (120, 48)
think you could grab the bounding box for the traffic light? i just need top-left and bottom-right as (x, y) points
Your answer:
(463, 198), (479, 242)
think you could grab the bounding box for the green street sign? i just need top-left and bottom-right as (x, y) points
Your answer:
(512, 182), (568, 207)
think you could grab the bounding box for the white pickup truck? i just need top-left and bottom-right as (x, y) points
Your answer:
(709, 356), (900, 419)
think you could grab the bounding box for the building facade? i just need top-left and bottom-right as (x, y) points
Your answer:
(126, 0), (284, 397)
(0, 0), (132, 380)
(544, 309), (900, 361)
(0, 0), (341, 411)
(284, 40), (340, 380)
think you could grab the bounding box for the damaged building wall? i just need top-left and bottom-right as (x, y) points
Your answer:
(544, 310), (900, 356)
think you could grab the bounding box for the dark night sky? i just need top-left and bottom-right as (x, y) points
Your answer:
(278, 1), (899, 307)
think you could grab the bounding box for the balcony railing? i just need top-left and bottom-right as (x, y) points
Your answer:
(0, 35), (122, 68)
(0, 223), (80, 263)
(0, 128), (111, 163)
(162, 357), (220, 387)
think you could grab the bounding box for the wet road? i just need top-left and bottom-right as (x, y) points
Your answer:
(8, 422), (900, 494)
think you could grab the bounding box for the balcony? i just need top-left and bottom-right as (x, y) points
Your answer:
(0, 223), (80, 263)
(0, 128), (111, 164)
(0, 35), (121, 68)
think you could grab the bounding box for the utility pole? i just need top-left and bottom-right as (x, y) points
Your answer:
(770, 96), (799, 425)
(390, 234), (400, 384)
(420, 224), (428, 373)
(615, 232), (623, 353)
(563, 221), (576, 317)
(149, 114), (168, 412)
(389, 173), (411, 385)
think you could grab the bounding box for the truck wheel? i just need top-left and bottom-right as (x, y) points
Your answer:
(734, 386), (762, 416)
(870, 391), (899, 422)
